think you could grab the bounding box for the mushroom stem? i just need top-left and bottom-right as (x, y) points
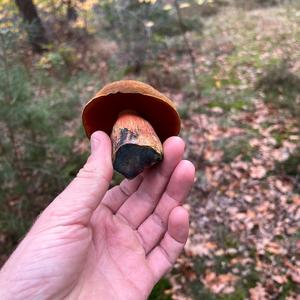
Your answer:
(111, 110), (163, 179)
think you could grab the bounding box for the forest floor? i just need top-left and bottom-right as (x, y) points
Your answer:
(1, 2), (300, 300)
(160, 4), (300, 300)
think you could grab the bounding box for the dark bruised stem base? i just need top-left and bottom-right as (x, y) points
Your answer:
(113, 144), (162, 179)
(111, 111), (163, 179)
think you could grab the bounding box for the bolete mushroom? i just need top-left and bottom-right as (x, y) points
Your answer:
(82, 80), (181, 179)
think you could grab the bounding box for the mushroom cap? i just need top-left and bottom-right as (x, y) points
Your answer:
(82, 80), (181, 142)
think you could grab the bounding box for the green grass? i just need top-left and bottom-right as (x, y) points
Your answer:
(215, 226), (240, 249)
(219, 136), (256, 163)
(179, 254), (260, 300)
(256, 60), (300, 117)
(272, 132), (289, 147)
(207, 98), (249, 112)
(178, 103), (191, 120)
(278, 279), (299, 299)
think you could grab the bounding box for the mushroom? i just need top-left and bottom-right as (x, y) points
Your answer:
(82, 80), (181, 179)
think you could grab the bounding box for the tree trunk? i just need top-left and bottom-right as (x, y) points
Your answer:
(14, 0), (49, 52)
(173, 0), (198, 89)
(66, 0), (78, 22)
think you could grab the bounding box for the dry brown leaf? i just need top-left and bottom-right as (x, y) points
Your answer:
(265, 242), (287, 255)
(256, 202), (270, 213)
(250, 165), (267, 179)
(231, 160), (249, 171)
(187, 242), (217, 257)
(206, 242), (218, 250)
(235, 212), (247, 220)
(244, 194), (254, 202)
(204, 149), (224, 162)
(289, 266), (300, 284)
(222, 286), (235, 294)
(249, 138), (261, 147)
(272, 275), (287, 284)
(292, 194), (300, 205)
(274, 179), (292, 194)
(202, 272), (238, 294)
(249, 283), (267, 300)
(283, 140), (297, 152)
(289, 135), (299, 141)
(246, 209), (256, 219)
(225, 190), (236, 198)
(271, 148), (289, 162)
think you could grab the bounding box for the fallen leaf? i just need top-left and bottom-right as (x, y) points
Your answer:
(272, 275), (287, 284)
(202, 272), (238, 294)
(244, 195), (254, 202)
(274, 179), (292, 194)
(271, 148), (289, 162)
(250, 165), (267, 179)
(292, 194), (300, 205)
(249, 283), (267, 300)
(265, 242), (287, 255)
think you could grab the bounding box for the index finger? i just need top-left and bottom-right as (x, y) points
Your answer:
(115, 136), (185, 229)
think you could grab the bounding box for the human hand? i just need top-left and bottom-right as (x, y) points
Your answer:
(0, 131), (195, 300)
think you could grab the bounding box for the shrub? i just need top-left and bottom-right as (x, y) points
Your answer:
(97, 0), (202, 73)
(0, 28), (87, 263)
(256, 60), (300, 118)
(36, 44), (77, 76)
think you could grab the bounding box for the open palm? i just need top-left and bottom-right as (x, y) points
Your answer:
(0, 132), (195, 300)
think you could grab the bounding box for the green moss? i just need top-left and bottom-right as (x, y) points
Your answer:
(278, 279), (299, 300)
(178, 103), (190, 120)
(272, 132), (286, 147)
(183, 261), (260, 300)
(194, 256), (207, 275)
(149, 278), (172, 300)
(198, 67), (254, 113)
(214, 255), (232, 274)
(275, 147), (300, 177)
(111, 172), (125, 187)
(220, 136), (256, 163)
(228, 51), (266, 69)
(207, 98), (249, 112)
(218, 287), (247, 300)
(256, 60), (300, 117)
(215, 226), (240, 249)
(243, 267), (260, 289)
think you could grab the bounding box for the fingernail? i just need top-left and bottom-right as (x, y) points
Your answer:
(91, 132), (102, 153)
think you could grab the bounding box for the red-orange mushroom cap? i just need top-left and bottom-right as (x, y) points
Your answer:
(82, 80), (181, 142)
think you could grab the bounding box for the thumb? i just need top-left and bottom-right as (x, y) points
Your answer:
(45, 131), (113, 225)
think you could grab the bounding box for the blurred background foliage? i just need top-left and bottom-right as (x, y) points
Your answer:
(0, 0), (205, 263)
(1, 0), (300, 299)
